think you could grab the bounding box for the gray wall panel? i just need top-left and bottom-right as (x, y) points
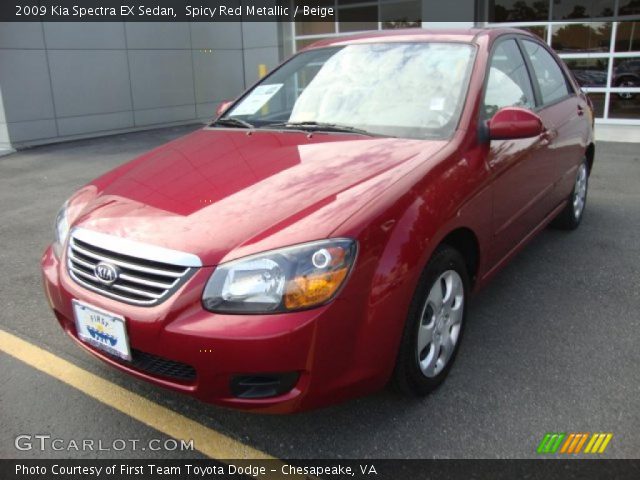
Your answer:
(241, 22), (279, 48)
(193, 49), (244, 104)
(57, 111), (134, 136)
(190, 23), (242, 50)
(43, 23), (126, 49)
(196, 102), (217, 120)
(128, 50), (195, 110)
(7, 119), (57, 143)
(0, 50), (55, 123)
(0, 21), (284, 148)
(0, 22), (44, 49)
(243, 47), (280, 84)
(125, 23), (191, 49)
(48, 50), (132, 117)
(134, 105), (196, 127)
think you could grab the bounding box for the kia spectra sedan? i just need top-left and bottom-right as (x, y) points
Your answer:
(41, 29), (594, 413)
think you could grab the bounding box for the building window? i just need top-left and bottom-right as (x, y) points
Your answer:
(615, 20), (640, 51)
(609, 90), (640, 117)
(490, 1), (549, 22)
(564, 58), (609, 87)
(292, 0), (422, 52)
(292, 0), (640, 125)
(551, 0), (615, 20)
(551, 22), (612, 52)
(486, 0), (640, 124)
(381, 0), (421, 28)
(619, 0), (640, 16)
(519, 25), (549, 40)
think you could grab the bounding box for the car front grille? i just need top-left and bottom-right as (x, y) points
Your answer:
(66, 229), (199, 306)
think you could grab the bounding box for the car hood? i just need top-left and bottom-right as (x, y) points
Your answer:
(72, 128), (446, 265)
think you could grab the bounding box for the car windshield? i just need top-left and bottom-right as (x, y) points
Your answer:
(221, 42), (476, 140)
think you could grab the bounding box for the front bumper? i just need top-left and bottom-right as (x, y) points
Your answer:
(41, 245), (381, 413)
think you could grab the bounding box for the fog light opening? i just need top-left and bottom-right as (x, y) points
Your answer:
(230, 372), (299, 399)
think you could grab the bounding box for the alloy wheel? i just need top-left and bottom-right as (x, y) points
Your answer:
(573, 163), (588, 219)
(416, 270), (464, 378)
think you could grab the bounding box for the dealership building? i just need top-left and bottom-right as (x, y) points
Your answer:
(1, 0), (639, 154)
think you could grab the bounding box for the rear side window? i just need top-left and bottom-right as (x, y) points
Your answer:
(522, 40), (571, 105)
(483, 39), (536, 118)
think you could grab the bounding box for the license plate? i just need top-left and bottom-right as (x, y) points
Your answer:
(72, 300), (132, 361)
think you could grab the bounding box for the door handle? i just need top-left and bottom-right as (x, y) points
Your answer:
(540, 128), (557, 145)
(577, 105), (585, 116)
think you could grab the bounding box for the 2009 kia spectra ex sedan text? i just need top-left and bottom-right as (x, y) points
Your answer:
(41, 29), (594, 413)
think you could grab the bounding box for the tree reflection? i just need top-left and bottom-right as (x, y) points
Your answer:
(492, 1), (549, 22)
(552, 23), (612, 52)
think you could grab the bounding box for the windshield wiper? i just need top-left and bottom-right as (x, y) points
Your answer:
(261, 121), (381, 137)
(211, 117), (254, 129)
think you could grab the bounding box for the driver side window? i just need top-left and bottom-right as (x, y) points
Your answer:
(483, 39), (536, 119)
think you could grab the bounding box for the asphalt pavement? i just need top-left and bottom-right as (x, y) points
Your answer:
(0, 125), (638, 459)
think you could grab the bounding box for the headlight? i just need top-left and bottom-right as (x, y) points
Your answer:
(202, 239), (357, 314)
(53, 201), (70, 258)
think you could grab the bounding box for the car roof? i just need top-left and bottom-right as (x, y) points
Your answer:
(302, 28), (536, 50)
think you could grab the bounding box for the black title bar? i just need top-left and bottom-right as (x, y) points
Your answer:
(2, 459), (640, 480)
(2, 1), (341, 22)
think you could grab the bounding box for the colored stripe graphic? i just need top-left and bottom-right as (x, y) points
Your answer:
(540, 432), (613, 454)
(585, 433), (613, 454)
(537, 433), (565, 453)
(537, 434), (552, 453)
(573, 433), (589, 453)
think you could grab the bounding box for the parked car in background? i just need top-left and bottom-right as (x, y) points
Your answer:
(42, 28), (594, 413)
(614, 58), (640, 99)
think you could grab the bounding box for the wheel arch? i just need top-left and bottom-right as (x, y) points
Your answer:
(438, 227), (481, 288)
(586, 142), (595, 174)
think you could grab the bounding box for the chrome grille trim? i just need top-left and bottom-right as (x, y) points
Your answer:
(66, 228), (200, 306)
(70, 242), (186, 278)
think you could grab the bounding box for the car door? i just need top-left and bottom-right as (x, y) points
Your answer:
(520, 38), (587, 207)
(482, 38), (554, 268)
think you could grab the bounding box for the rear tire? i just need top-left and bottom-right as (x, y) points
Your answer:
(392, 245), (469, 396)
(551, 157), (589, 230)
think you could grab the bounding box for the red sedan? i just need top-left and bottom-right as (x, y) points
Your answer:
(41, 28), (594, 413)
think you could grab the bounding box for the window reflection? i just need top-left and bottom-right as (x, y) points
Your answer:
(338, 5), (379, 32)
(518, 25), (548, 41)
(618, 0), (640, 16)
(551, 22), (612, 52)
(565, 58), (609, 87)
(295, 21), (336, 37)
(522, 40), (571, 104)
(293, 0), (336, 35)
(586, 92), (606, 117)
(490, 0), (549, 22)
(381, 0), (421, 29)
(615, 21), (640, 52)
(609, 91), (640, 118)
(613, 58), (640, 88)
(551, 0), (615, 20)
(483, 39), (536, 118)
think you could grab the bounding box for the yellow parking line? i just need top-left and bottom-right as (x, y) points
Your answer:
(0, 328), (273, 461)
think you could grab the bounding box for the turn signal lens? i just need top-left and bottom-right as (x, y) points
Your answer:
(202, 239), (357, 314)
(284, 267), (349, 309)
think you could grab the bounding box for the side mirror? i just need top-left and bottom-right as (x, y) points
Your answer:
(488, 107), (544, 140)
(216, 100), (233, 117)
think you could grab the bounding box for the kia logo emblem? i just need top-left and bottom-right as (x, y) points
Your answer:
(94, 262), (119, 285)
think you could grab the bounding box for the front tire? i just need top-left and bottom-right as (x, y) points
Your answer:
(392, 245), (469, 396)
(551, 158), (589, 230)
